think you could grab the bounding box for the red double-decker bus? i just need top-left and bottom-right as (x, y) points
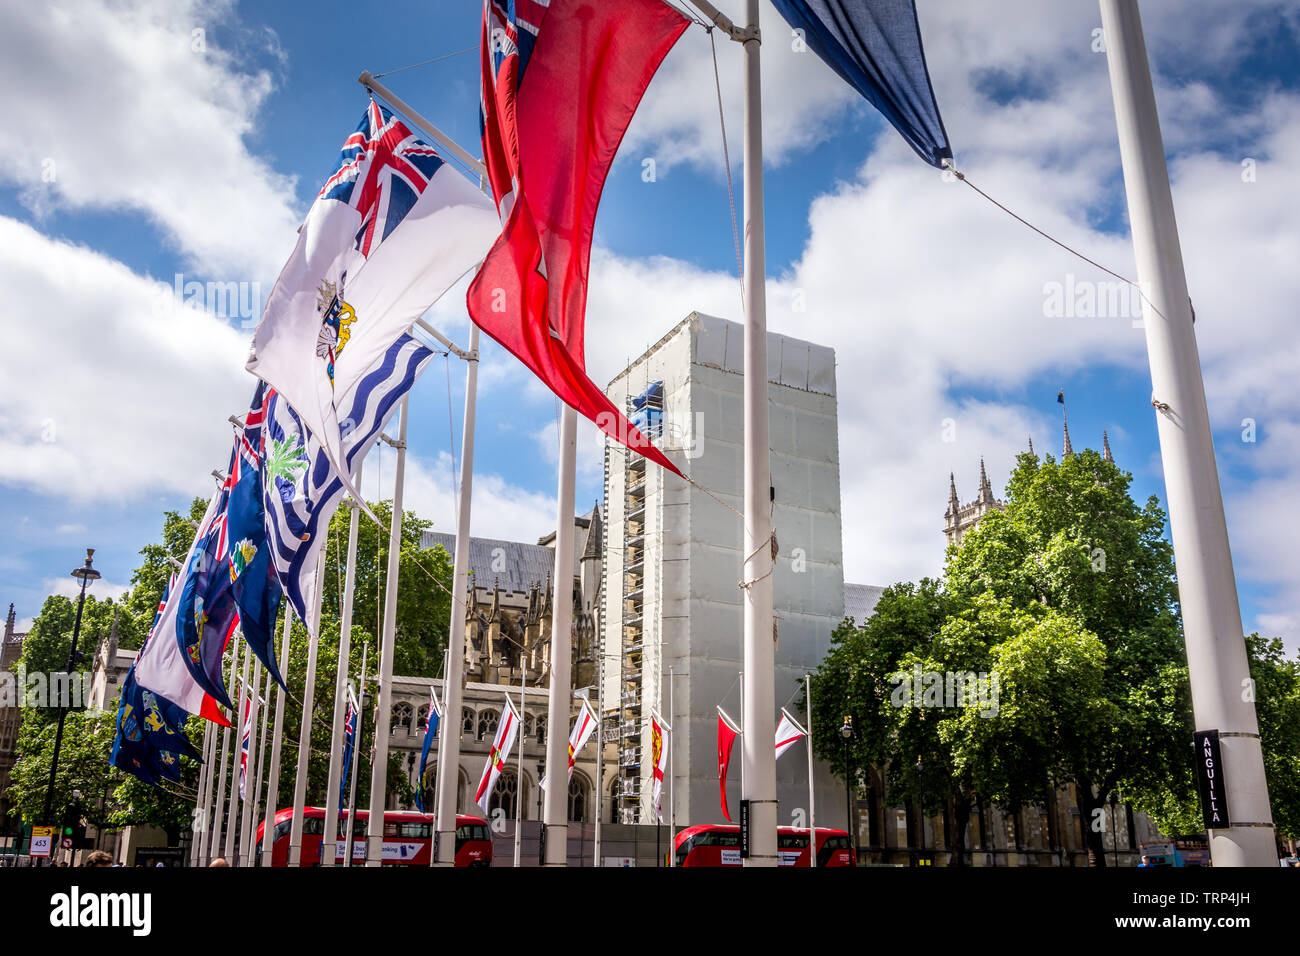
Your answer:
(673, 825), (856, 867)
(256, 808), (492, 867)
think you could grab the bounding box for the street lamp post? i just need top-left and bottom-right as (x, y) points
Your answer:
(839, 717), (853, 856)
(42, 549), (99, 835)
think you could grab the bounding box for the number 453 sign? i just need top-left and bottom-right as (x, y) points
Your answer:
(30, 827), (55, 858)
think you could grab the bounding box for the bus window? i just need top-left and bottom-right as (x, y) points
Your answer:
(817, 834), (852, 867)
(778, 833), (809, 850)
(303, 817), (324, 836)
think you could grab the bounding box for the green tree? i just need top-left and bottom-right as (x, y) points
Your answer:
(7, 709), (118, 829)
(808, 579), (953, 853)
(944, 449), (1191, 865)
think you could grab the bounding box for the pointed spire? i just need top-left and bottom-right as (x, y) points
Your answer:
(4, 603), (13, 641)
(582, 503), (603, 561)
(1103, 430), (1113, 463)
(978, 458), (994, 504)
(1027, 435), (1034, 456)
(1063, 418), (1074, 458)
(489, 578), (502, 623)
(946, 472), (960, 517)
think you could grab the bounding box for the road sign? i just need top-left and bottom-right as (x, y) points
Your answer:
(30, 827), (55, 858)
(61, 838), (74, 849)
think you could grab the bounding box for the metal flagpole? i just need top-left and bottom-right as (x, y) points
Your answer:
(237, 658), (263, 865)
(208, 630), (240, 863)
(224, 638), (251, 863)
(542, 404), (578, 865)
(669, 665), (676, 867)
(261, 613), (293, 866)
(367, 396), (409, 866)
(594, 644), (603, 868)
(435, 324), (481, 865)
(322, 464), (364, 866)
(358, 72), (487, 179)
(806, 674), (816, 867)
(191, 720), (214, 866)
(514, 675), (525, 867)
(247, 666), (272, 864)
(1099, 0), (1274, 866)
(289, 558), (328, 867)
(343, 643), (368, 868)
(738, 0), (778, 869)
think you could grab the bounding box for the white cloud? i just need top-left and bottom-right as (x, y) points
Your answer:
(0, 215), (251, 500)
(0, 0), (300, 282)
(54, 524), (87, 536)
(359, 446), (557, 546)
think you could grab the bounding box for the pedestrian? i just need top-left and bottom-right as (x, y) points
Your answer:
(209, 857), (229, 867)
(84, 850), (114, 867)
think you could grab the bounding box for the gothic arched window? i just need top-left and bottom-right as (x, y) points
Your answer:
(391, 702), (413, 734)
(568, 774), (589, 823)
(416, 705), (429, 733)
(535, 716), (547, 741)
(462, 707), (475, 737)
(490, 770), (519, 819)
(523, 713), (536, 739)
(478, 709), (499, 741)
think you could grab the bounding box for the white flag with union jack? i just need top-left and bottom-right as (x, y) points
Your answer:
(247, 100), (499, 502)
(475, 696), (522, 815)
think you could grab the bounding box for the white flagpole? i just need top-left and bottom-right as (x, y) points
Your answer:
(289, 558), (328, 867)
(1099, 0), (1274, 866)
(594, 644), (603, 867)
(224, 638), (251, 863)
(344, 644), (368, 868)
(191, 720), (214, 866)
(261, 613), (293, 866)
(542, 404), (578, 865)
(806, 675), (816, 867)
(237, 658), (262, 865)
(435, 324), (481, 865)
(738, 0), (778, 869)
(247, 666), (271, 864)
(514, 679), (525, 867)
(669, 666), (676, 867)
(322, 464), (364, 866)
(366, 396), (409, 866)
(208, 630), (240, 863)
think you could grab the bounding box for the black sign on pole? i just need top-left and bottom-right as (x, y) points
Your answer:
(740, 799), (751, 859)
(1193, 730), (1230, 830)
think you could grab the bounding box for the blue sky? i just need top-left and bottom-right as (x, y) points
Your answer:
(1, 1), (1297, 654)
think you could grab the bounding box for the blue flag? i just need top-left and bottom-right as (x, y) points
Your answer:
(415, 686), (440, 813)
(339, 695), (357, 815)
(263, 334), (434, 637)
(111, 666), (195, 787)
(769, 0), (952, 167)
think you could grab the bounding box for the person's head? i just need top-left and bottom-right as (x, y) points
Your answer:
(84, 851), (114, 868)
(208, 857), (229, 867)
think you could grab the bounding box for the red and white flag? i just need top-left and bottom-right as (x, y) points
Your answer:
(539, 698), (599, 792)
(775, 709), (808, 762)
(475, 697), (522, 815)
(717, 707), (740, 822)
(650, 710), (670, 823)
(467, 0), (688, 476)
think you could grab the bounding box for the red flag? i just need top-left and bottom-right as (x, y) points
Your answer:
(468, 0), (688, 477)
(717, 708), (740, 822)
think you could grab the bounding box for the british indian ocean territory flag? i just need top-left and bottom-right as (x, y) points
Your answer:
(247, 101), (499, 496)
